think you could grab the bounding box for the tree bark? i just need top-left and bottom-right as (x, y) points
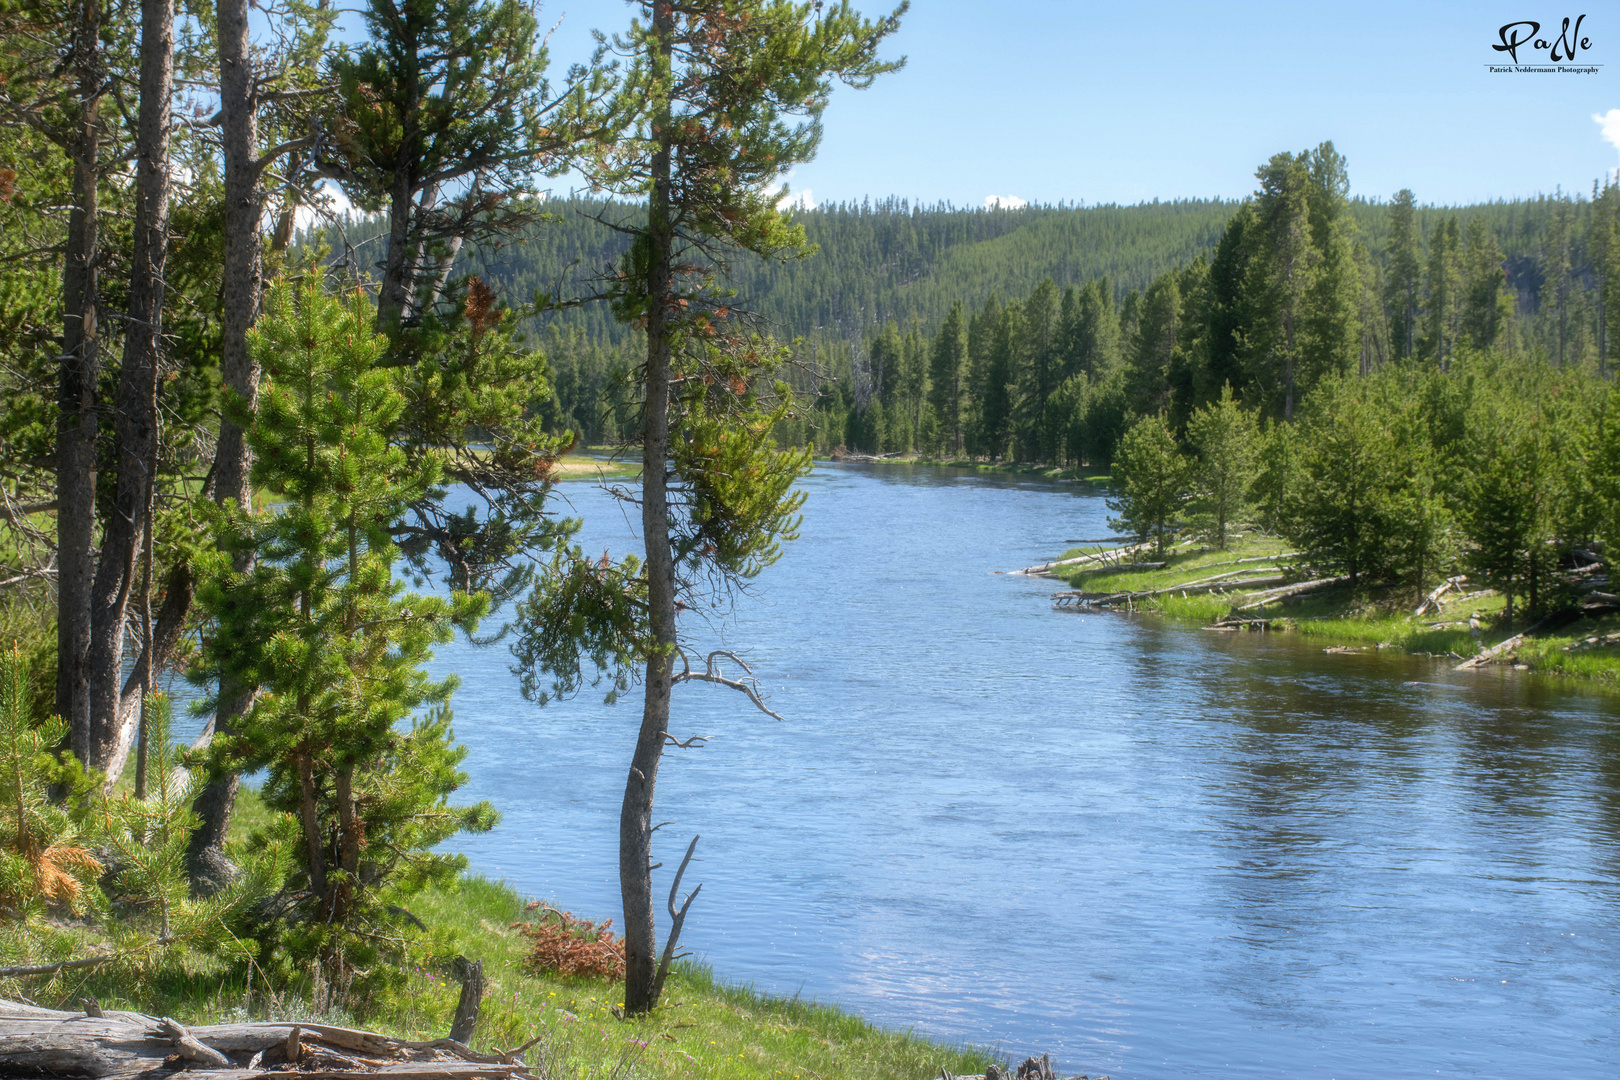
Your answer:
(185, 0), (262, 886)
(86, 0), (173, 778)
(58, 0), (105, 766)
(621, 2), (676, 1017)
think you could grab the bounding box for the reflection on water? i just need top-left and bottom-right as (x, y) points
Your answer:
(191, 462), (1620, 1078)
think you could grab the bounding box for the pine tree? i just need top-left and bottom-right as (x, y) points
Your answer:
(979, 300), (1018, 459)
(1423, 216), (1462, 368)
(1541, 192), (1573, 365)
(538, 0), (904, 1016)
(928, 302), (968, 455)
(1127, 271), (1179, 419)
(1243, 152), (1317, 420)
(1460, 217), (1512, 352)
(1464, 383), (1564, 628)
(0, 643), (99, 923)
(1283, 376), (1408, 587)
(1185, 384), (1258, 548)
(193, 279), (495, 976)
(1107, 413), (1187, 557)
(1298, 142), (1361, 391)
(1384, 189), (1423, 361)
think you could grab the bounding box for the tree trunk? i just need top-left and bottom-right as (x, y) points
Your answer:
(621, 4), (676, 1017)
(58, 0), (104, 766)
(186, 0), (261, 885)
(87, 0), (173, 779)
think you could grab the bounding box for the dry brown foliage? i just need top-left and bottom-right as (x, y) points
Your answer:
(511, 903), (625, 981)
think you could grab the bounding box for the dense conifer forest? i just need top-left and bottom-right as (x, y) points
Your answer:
(339, 157), (1617, 460)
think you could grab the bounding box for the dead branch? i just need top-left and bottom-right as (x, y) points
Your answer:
(651, 835), (702, 1002)
(672, 649), (782, 720)
(154, 1018), (232, 1069)
(1414, 575), (1467, 618)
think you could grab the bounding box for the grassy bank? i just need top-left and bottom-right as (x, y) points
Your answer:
(1055, 533), (1620, 689)
(813, 450), (1109, 486)
(4, 788), (994, 1080)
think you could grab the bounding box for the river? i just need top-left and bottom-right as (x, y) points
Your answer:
(275, 463), (1620, 1078)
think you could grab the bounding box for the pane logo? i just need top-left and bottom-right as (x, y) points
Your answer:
(1488, 15), (1599, 72)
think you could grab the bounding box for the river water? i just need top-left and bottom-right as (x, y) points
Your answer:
(396, 464), (1616, 1077)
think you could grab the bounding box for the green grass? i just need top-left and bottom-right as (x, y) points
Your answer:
(5, 787), (996, 1080)
(1509, 614), (1620, 687)
(1052, 532), (1620, 686)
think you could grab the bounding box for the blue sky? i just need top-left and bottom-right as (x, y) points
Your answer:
(524, 0), (1619, 209)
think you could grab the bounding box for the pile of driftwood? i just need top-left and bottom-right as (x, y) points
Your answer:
(939, 1053), (1107, 1080)
(0, 996), (541, 1080)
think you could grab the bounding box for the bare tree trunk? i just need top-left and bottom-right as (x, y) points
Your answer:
(621, 4), (675, 1016)
(58, 0), (104, 766)
(377, 154), (419, 333)
(87, 0), (172, 779)
(185, 0), (260, 887)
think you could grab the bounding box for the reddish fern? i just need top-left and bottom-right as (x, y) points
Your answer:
(512, 903), (625, 981)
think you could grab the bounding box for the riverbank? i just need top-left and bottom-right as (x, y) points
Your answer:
(815, 450), (1109, 486)
(4, 788), (994, 1080)
(1044, 532), (1620, 689)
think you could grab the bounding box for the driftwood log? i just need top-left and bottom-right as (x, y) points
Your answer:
(937, 1054), (1108, 1080)
(0, 998), (535, 1080)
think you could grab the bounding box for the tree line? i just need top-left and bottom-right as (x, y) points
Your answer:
(810, 145), (1620, 464)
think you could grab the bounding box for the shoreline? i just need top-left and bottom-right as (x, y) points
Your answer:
(1, 785), (1005, 1080)
(1029, 532), (1620, 690)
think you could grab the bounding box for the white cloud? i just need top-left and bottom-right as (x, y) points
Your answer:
(294, 181), (358, 231)
(776, 184), (814, 211)
(1597, 109), (1620, 155)
(984, 194), (1028, 210)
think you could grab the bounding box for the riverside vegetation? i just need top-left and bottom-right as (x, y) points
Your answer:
(1039, 344), (1620, 687)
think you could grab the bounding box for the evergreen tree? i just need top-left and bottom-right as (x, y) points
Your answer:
(1423, 216), (1462, 368)
(1243, 152), (1317, 420)
(544, 0), (903, 1016)
(1204, 206), (1253, 396)
(193, 279), (495, 976)
(1107, 413), (1187, 556)
(1384, 189), (1423, 361)
(1283, 375), (1410, 587)
(1540, 193), (1573, 365)
(1460, 217), (1512, 352)
(1463, 381), (1564, 627)
(1185, 384), (1258, 548)
(1594, 182), (1620, 376)
(1299, 142), (1361, 389)
(1127, 271), (1179, 419)
(979, 300), (1018, 458)
(0, 644), (99, 922)
(1017, 278), (1060, 461)
(897, 320), (928, 451)
(928, 302), (968, 455)
(1065, 278), (1120, 380)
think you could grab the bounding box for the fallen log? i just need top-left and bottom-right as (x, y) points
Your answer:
(1009, 541), (1153, 576)
(1413, 575), (1467, 618)
(1455, 631), (1525, 670)
(0, 999), (538, 1080)
(1227, 575), (1352, 613)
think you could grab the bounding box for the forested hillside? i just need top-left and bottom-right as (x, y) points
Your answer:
(321, 166), (1616, 452)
